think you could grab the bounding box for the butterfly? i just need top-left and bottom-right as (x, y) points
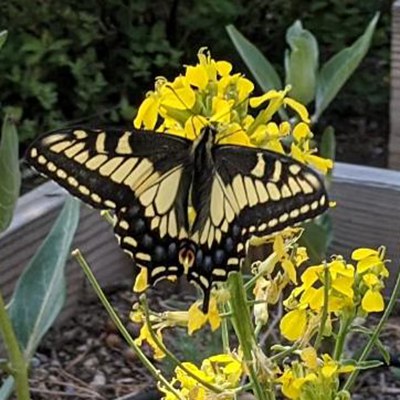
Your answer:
(27, 124), (329, 311)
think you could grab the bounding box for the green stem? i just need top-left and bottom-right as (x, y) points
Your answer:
(333, 315), (351, 361)
(221, 303), (231, 353)
(140, 296), (223, 394)
(314, 262), (330, 350)
(229, 273), (272, 400)
(0, 290), (30, 400)
(343, 264), (400, 392)
(72, 250), (183, 399)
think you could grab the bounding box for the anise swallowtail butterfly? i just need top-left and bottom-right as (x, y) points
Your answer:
(27, 125), (329, 311)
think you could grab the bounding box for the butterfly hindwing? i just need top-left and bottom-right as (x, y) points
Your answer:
(27, 127), (193, 282)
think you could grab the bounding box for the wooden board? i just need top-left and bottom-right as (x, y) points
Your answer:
(390, 0), (400, 169)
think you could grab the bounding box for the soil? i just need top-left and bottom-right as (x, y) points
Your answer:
(2, 285), (400, 400)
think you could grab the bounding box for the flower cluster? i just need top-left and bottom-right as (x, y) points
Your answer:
(280, 247), (388, 342)
(159, 354), (243, 400)
(278, 349), (354, 400)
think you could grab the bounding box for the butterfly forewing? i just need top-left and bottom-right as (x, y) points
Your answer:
(27, 128), (193, 282)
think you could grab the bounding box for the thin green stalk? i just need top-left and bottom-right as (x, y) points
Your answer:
(140, 296), (224, 394)
(269, 344), (299, 362)
(229, 272), (272, 400)
(314, 262), (330, 350)
(72, 250), (183, 400)
(343, 264), (400, 392)
(0, 290), (30, 400)
(333, 315), (351, 360)
(221, 303), (231, 353)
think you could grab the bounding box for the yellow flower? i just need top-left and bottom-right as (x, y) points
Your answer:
(134, 323), (166, 360)
(133, 267), (149, 292)
(161, 353), (243, 400)
(280, 308), (308, 341)
(361, 289), (384, 312)
(187, 296), (221, 335)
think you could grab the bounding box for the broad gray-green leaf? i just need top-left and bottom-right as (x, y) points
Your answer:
(285, 20), (318, 104)
(8, 196), (80, 359)
(315, 13), (379, 120)
(0, 115), (21, 233)
(0, 377), (14, 400)
(0, 30), (7, 50)
(226, 24), (282, 92)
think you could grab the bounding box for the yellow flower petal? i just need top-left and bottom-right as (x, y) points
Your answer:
(304, 154), (333, 174)
(279, 121), (291, 135)
(357, 255), (382, 274)
(161, 85), (196, 110)
(351, 248), (379, 261)
(265, 139), (285, 154)
(282, 259), (297, 284)
(133, 267), (149, 292)
(249, 90), (281, 108)
(280, 309), (307, 341)
(301, 347), (318, 369)
(186, 65), (209, 90)
(362, 289), (384, 312)
(207, 297), (221, 331)
(187, 302), (207, 335)
(216, 60), (233, 76)
(135, 324), (165, 359)
(292, 122), (310, 142)
(237, 77), (254, 101)
(291, 143), (305, 163)
(322, 363), (338, 378)
(331, 276), (354, 299)
(218, 125), (251, 146)
(134, 96), (159, 129)
(284, 97), (310, 123)
(363, 273), (380, 287)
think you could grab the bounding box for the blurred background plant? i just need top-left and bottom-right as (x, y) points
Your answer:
(0, 32), (80, 400)
(0, 0), (390, 168)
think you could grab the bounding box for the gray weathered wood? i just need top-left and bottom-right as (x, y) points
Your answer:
(331, 163), (400, 278)
(390, 0), (400, 169)
(0, 181), (133, 323)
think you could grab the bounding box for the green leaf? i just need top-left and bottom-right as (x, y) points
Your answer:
(226, 24), (282, 92)
(0, 115), (21, 233)
(375, 338), (391, 365)
(285, 20), (318, 104)
(0, 377), (14, 400)
(357, 359), (384, 370)
(0, 30), (7, 50)
(314, 13), (379, 120)
(319, 125), (336, 187)
(300, 216), (332, 263)
(8, 197), (80, 359)
(320, 125), (336, 161)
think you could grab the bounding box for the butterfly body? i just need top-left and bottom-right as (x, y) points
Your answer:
(27, 125), (329, 311)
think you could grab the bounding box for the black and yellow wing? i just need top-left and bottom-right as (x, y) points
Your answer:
(188, 144), (328, 299)
(27, 127), (193, 284)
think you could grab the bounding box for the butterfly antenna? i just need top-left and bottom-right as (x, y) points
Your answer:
(164, 85), (204, 139)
